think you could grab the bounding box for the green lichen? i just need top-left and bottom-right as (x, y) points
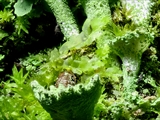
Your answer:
(45, 0), (79, 39)
(121, 0), (154, 26)
(81, 0), (111, 39)
(81, 0), (111, 19)
(103, 0), (155, 99)
(31, 74), (102, 120)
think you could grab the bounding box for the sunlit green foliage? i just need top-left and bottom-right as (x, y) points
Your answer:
(0, 9), (14, 23)
(0, 66), (51, 119)
(0, 54), (5, 72)
(1, 0), (160, 119)
(20, 52), (48, 72)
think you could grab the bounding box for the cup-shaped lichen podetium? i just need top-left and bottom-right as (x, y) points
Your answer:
(31, 74), (102, 120)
